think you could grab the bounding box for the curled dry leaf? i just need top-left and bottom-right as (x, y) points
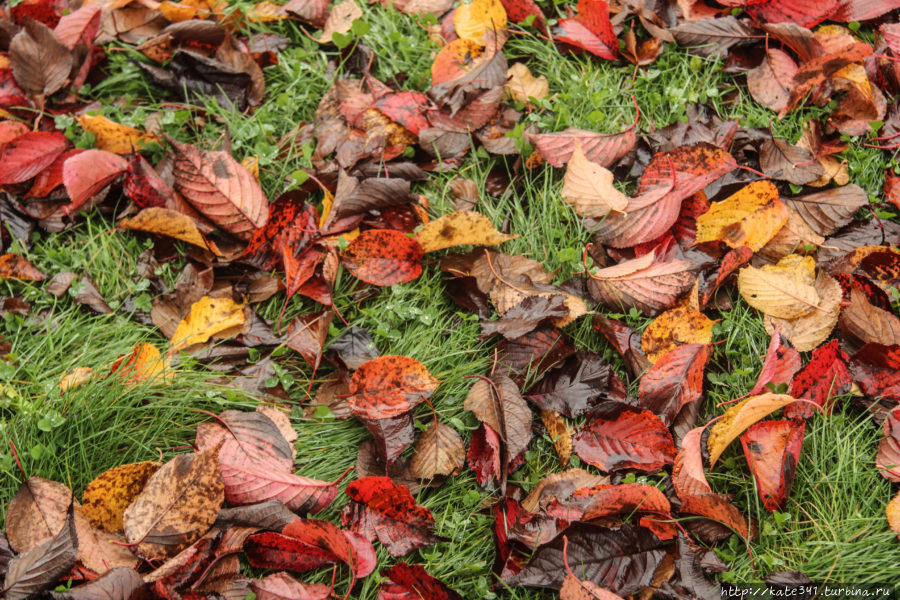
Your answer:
(694, 180), (789, 252)
(81, 461), (161, 532)
(505, 62), (548, 105)
(410, 420), (465, 479)
(561, 144), (629, 218)
(170, 296), (246, 350)
(414, 210), (517, 253)
(347, 355), (439, 420)
(122, 447), (224, 560)
(341, 229), (424, 286)
(707, 393), (796, 468)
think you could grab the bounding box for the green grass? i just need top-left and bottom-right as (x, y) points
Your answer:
(2, 2), (900, 597)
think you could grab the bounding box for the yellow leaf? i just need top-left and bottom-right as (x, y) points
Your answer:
(171, 296), (246, 351)
(561, 145), (629, 218)
(81, 461), (161, 533)
(358, 108), (416, 148)
(60, 366), (95, 392)
(241, 155), (260, 182)
(888, 489), (900, 538)
(641, 305), (716, 363)
(505, 62), (548, 105)
(454, 0), (507, 43)
(707, 393), (795, 468)
(158, 0), (198, 22)
(737, 255), (820, 319)
(695, 180), (789, 251)
(77, 115), (157, 154)
(764, 272), (841, 352)
(118, 208), (213, 253)
(111, 343), (169, 383)
(414, 211), (518, 253)
(246, 0), (288, 22)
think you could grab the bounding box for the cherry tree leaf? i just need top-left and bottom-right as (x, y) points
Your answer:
(740, 419), (805, 512)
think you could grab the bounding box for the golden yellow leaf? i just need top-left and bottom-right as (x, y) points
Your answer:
(695, 180), (788, 251)
(888, 489), (900, 538)
(561, 145), (629, 218)
(641, 305), (716, 363)
(707, 393), (795, 467)
(111, 343), (169, 383)
(171, 296), (246, 350)
(359, 108), (416, 148)
(757, 209), (825, 263)
(0, 56), (9, 69)
(118, 207), (213, 253)
(318, 0), (362, 43)
(764, 272), (841, 352)
(414, 210), (518, 253)
(737, 255), (820, 319)
(454, 0), (507, 43)
(158, 0), (197, 22)
(77, 114), (157, 154)
(241, 155), (260, 182)
(81, 461), (161, 533)
(246, 0), (287, 22)
(60, 366), (95, 391)
(505, 62), (549, 105)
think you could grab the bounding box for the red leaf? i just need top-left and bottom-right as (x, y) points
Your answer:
(0, 131), (69, 185)
(637, 343), (711, 426)
(672, 190), (711, 247)
(784, 340), (852, 419)
(499, 0), (546, 32)
(699, 246), (754, 309)
(833, 272), (892, 311)
(749, 330), (802, 397)
(11, 0), (63, 27)
(341, 476), (442, 557)
(250, 572), (331, 600)
(849, 343), (900, 402)
(244, 196), (319, 270)
(555, 0), (617, 59)
(877, 407), (900, 482)
(572, 403), (677, 472)
(53, 4), (101, 50)
(62, 149), (128, 214)
(26, 148), (83, 199)
(579, 482), (671, 521)
(529, 126), (635, 168)
(166, 136), (269, 240)
(379, 563), (463, 600)
(740, 419), (805, 512)
(347, 355), (439, 420)
(123, 153), (175, 209)
(341, 229), (423, 286)
(467, 423), (502, 487)
(0, 120), (29, 145)
(592, 315), (651, 378)
(744, 0), (838, 27)
(283, 517), (375, 579)
(245, 531), (345, 572)
(0, 69), (29, 110)
(833, 0), (900, 21)
(672, 426), (712, 501)
(373, 91), (430, 136)
(359, 412), (415, 466)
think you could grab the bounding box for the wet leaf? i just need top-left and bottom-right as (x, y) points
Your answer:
(347, 355), (439, 420)
(784, 340), (852, 419)
(784, 184), (868, 237)
(849, 343), (900, 402)
(529, 126), (636, 168)
(415, 211), (517, 252)
(839, 288), (900, 348)
(171, 296), (246, 350)
(318, 0), (362, 44)
(540, 409), (572, 467)
(637, 343), (711, 426)
(122, 447), (225, 560)
(741, 419), (805, 512)
(707, 393), (796, 468)
(759, 138), (825, 186)
(0, 131), (69, 185)
(587, 253), (696, 317)
(341, 229), (424, 286)
(695, 180), (789, 251)
(672, 427), (712, 501)
(250, 572), (331, 600)
(561, 144), (629, 218)
(505, 63), (548, 105)
(341, 476), (442, 557)
(747, 49), (798, 114)
(572, 403), (677, 472)
(750, 330), (802, 397)
(49, 567), (144, 600)
(409, 420), (465, 479)
(877, 408), (900, 483)
(527, 352), (626, 418)
(284, 311), (333, 370)
(679, 493), (756, 540)
(454, 0), (507, 42)
(118, 207), (215, 252)
(763, 271), (842, 352)
(379, 562), (463, 599)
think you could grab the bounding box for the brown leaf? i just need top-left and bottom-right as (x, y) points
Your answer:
(746, 49), (797, 113)
(540, 409), (572, 467)
(81, 461), (161, 533)
(0, 254), (46, 281)
(759, 138), (825, 185)
(587, 253), (696, 317)
(318, 0), (362, 43)
(763, 271), (842, 352)
(505, 62), (548, 105)
(3, 506), (77, 600)
(5, 477), (73, 555)
(560, 574), (625, 600)
(839, 288), (900, 347)
(464, 374), (533, 460)
(784, 184), (868, 237)
(409, 420), (465, 479)
(9, 18), (72, 99)
(73, 508), (139, 574)
(284, 311), (333, 370)
(520, 469), (608, 513)
(122, 447), (225, 560)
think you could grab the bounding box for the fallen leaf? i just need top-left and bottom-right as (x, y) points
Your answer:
(877, 408), (900, 482)
(784, 184), (868, 237)
(641, 307), (715, 363)
(77, 114), (157, 154)
(672, 427), (712, 501)
(341, 229), (424, 286)
(888, 490), (900, 539)
(409, 420), (465, 479)
(759, 138), (825, 186)
(694, 180), (789, 251)
(0, 131), (69, 185)
(573, 403), (677, 472)
(118, 207), (215, 252)
(707, 393), (796, 468)
(81, 461), (161, 533)
(5, 477), (72, 555)
(740, 419), (805, 512)
(637, 343), (711, 426)
(62, 149), (129, 214)
(171, 296), (246, 350)
(9, 18), (72, 101)
(529, 126), (636, 168)
(527, 352), (626, 418)
(763, 271), (842, 352)
(379, 562), (463, 600)
(464, 374), (533, 461)
(540, 409), (572, 467)
(587, 253), (696, 317)
(415, 210), (517, 252)
(318, 0), (362, 44)
(0, 254), (46, 281)
(3, 505), (77, 600)
(560, 144), (629, 218)
(505, 62), (548, 105)
(737, 255), (820, 319)
(839, 288), (900, 348)
(454, 0), (507, 42)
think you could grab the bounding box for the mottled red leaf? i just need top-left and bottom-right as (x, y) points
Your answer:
(373, 91), (430, 136)
(637, 344), (710, 426)
(341, 229), (424, 286)
(123, 153), (174, 209)
(784, 340), (852, 419)
(0, 121), (29, 145)
(346, 355), (439, 420)
(467, 423), (502, 487)
(379, 563), (463, 600)
(62, 149), (128, 214)
(282, 518), (375, 579)
(749, 330), (802, 397)
(849, 343), (900, 402)
(741, 419), (805, 512)
(572, 403), (677, 472)
(243, 196), (319, 270)
(834, 273), (892, 311)
(245, 531), (343, 573)
(500, 0), (546, 32)
(0, 131), (68, 185)
(341, 476), (442, 557)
